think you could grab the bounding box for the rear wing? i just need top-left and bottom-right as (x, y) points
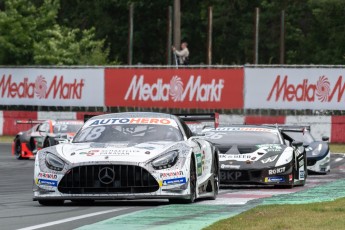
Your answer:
(264, 124), (310, 132)
(16, 120), (44, 125)
(175, 113), (219, 128)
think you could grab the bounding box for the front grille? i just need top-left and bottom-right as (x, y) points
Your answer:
(307, 159), (317, 166)
(58, 165), (159, 194)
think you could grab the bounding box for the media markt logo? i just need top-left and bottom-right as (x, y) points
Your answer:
(35, 75), (48, 99)
(124, 75), (224, 102)
(0, 74), (85, 99)
(267, 75), (345, 103)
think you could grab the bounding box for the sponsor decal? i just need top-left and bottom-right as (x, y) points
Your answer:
(299, 167), (305, 180)
(162, 177), (186, 186)
(220, 154), (251, 160)
(264, 176), (285, 183)
(215, 127), (275, 132)
(267, 75), (344, 103)
(88, 118), (173, 126)
(37, 179), (58, 187)
(100, 149), (138, 155)
(0, 69), (104, 106)
(245, 68), (345, 110)
(299, 159), (305, 167)
(56, 121), (83, 125)
(80, 149), (139, 156)
(124, 75), (224, 102)
(196, 153), (204, 176)
(0, 74), (84, 99)
(105, 69), (244, 109)
(160, 170), (184, 178)
(220, 171), (242, 181)
(261, 155), (278, 164)
(221, 164), (240, 169)
(268, 167), (286, 175)
(256, 144), (282, 152)
(38, 172), (58, 180)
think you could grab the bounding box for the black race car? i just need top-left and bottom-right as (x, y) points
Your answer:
(202, 125), (307, 188)
(13, 119), (83, 159)
(279, 126), (330, 174)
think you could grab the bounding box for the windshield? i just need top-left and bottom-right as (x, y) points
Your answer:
(204, 129), (281, 146)
(73, 124), (183, 143)
(53, 122), (83, 134)
(284, 131), (314, 145)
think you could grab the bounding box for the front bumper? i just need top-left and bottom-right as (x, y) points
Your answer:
(307, 151), (330, 173)
(33, 163), (191, 201)
(219, 163), (293, 186)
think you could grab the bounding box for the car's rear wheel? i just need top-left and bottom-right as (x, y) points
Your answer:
(169, 156), (196, 204)
(38, 200), (64, 206)
(14, 138), (23, 160)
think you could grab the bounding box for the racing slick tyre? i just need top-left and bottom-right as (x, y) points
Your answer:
(43, 137), (54, 148)
(14, 138), (23, 160)
(209, 153), (219, 200)
(38, 200), (64, 206)
(169, 156), (196, 204)
(71, 200), (95, 205)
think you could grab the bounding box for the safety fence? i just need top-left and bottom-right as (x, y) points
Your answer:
(2, 66), (345, 142)
(2, 110), (345, 143)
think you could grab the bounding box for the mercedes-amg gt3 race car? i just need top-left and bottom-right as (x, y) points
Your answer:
(33, 112), (219, 205)
(281, 126), (330, 174)
(13, 120), (83, 159)
(203, 125), (307, 188)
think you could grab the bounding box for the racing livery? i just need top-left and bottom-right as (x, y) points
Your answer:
(33, 112), (219, 205)
(13, 120), (83, 159)
(281, 126), (330, 174)
(203, 125), (307, 188)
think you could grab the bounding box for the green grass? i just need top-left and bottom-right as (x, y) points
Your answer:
(330, 144), (345, 153)
(0, 136), (14, 143)
(204, 197), (345, 230)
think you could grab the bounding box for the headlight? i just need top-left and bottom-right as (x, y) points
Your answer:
(275, 148), (293, 167)
(261, 155), (278, 164)
(45, 153), (65, 171)
(152, 150), (179, 170)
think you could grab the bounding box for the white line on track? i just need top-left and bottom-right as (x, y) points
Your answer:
(17, 207), (130, 230)
(335, 158), (343, 162)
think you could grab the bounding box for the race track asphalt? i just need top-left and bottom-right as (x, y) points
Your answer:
(1, 143), (345, 230)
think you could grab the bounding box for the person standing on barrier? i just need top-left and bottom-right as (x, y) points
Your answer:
(172, 42), (189, 65)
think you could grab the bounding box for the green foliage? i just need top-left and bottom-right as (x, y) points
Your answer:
(1, 0), (345, 65)
(0, 0), (109, 65)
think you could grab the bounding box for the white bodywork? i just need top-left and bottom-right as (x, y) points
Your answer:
(33, 113), (218, 202)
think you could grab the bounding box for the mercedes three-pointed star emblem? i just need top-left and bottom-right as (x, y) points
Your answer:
(98, 167), (115, 185)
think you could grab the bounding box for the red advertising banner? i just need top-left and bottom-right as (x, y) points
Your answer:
(105, 68), (244, 109)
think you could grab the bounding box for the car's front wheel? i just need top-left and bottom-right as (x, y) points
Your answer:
(43, 137), (53, 148)
(38, 200), (64, 206)
(14, 138), (23, 160)
(210, 154), (219, 200)
(169, 156), (196, 204)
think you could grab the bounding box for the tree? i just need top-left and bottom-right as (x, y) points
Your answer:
(0, 0), (109, 65)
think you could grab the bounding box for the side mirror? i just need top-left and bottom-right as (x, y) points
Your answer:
(291, 141), (303, 148)
(322, 136), (329, 142)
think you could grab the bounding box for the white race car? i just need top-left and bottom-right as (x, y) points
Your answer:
(33, 112), (219, 205)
